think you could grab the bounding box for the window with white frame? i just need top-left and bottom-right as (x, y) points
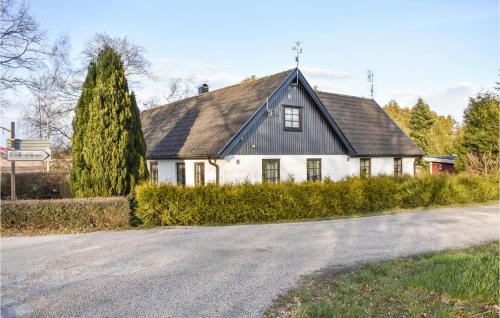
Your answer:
(283, 106), (302, 131)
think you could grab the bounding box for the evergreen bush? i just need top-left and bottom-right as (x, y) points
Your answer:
(135, 175), (499, 226)
(70, 47), (148, 197)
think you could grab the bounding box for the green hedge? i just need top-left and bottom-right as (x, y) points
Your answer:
(135, 175), (499, 226)
(1, 197), (130, 232)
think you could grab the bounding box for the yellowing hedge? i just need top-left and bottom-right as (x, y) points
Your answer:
(135, 175), (499, 226)
(1, 197), (130, 233)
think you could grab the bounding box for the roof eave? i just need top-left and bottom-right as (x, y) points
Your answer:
(146, 154), (222, 160)
(350, 153), (423, 158)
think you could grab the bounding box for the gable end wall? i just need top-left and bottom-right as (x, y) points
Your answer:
(226, 83), (347, 156)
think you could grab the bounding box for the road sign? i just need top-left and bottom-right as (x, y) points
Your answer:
(7, 150), (51, 161)
(6, 139), (50, 151)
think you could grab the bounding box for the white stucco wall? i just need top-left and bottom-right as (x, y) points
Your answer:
(370, 157), (416, 176)
(402, 157), (416, 175)
(150, 156), (417, 185)
(370, 157), (393, 175)
(156, 160), (176, 183)
(148, 159), (218, 185)
(220, 155), (358, 183)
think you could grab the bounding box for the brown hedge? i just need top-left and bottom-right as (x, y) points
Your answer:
(1, 197), (130, 233)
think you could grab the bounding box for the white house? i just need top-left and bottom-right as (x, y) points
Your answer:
(140, 69), (423, 185)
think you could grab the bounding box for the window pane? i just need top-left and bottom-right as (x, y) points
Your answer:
(360, 159), (371, 177)
(176, 163), (185, 185)
(263, 160), (279, 183)
(307, 159), (321, 181)
(195, 163), (204, 185)
(150, 161), (158, 183)
(283, 107), (301, 130)
(394, 158), (402, 176)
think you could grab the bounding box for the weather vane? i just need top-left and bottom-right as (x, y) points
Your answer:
(292, 41), (303, 86)
(367, 70), (374, 99)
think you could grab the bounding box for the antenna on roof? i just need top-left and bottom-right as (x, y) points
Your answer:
(367, 70), (374, 99)
(292, 41), (302, 86)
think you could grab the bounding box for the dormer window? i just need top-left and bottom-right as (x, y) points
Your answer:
(283, 105), (302, 131)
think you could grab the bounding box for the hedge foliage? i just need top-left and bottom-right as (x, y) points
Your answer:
(135, 174), (499, 226)
(1, 197), (130, 233)
(1, 172), (72, 200)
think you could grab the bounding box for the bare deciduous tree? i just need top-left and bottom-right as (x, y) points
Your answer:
(141, 95), (158, 110)
(142, 77), (196, 110)
(162, 77), (196, 102)
(465, 153), (499, 176)
(0, 0), (48, 108)
(81, 32), (152, 78)
(23, 36), (78, 149)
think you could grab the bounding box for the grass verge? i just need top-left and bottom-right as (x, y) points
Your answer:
(265, 242), (499, 318)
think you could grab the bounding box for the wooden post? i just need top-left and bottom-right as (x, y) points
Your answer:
(10, 121), (16, 200)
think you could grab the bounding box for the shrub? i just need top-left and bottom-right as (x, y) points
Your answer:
(135, 175), (499, 226)
(1, 172), (71, 200)
(1, 197), (130, 233)
(400, 174), (499, 208)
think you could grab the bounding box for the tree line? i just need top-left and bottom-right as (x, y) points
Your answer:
(1, 0), (194, 152)
(2, 0), (497, 199)
(384, 93), (499, 175)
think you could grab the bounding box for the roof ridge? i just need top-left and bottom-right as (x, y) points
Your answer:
(317, 90), (374, 101)
(142, 69), (294, 114)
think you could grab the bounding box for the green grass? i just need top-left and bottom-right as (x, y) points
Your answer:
(266, 242), (499, 318)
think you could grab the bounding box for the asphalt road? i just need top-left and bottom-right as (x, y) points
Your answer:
(1, 205), (499, 318)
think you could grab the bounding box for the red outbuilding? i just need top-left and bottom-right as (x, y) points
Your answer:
(423, 156), (457, 175)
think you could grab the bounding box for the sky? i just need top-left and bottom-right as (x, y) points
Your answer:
(2, 0), (498, 140)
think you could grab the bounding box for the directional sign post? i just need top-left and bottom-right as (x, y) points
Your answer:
(2, 122), (51, 200)
(7, 150), (51, 161)
(10, 122), (15, 200)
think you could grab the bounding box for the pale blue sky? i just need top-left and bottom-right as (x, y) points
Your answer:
(3, 0), (498, 139)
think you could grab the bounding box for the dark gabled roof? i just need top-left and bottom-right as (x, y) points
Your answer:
(317, 92), (424, 157)
(141, 70), (293, 158)
(141, 68), (423, 159)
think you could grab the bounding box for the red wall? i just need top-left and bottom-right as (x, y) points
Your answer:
(431, 162), (456, 175)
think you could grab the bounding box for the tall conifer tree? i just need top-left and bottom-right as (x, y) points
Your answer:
(456, 92), (499, 171)
(409, 97), (435, 154)
(129, 91), (149, 183)
(70, 61), (96, 195)
(70, 47), (148, 196)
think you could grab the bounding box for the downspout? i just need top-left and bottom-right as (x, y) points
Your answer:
(208, 157), (220, 185)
